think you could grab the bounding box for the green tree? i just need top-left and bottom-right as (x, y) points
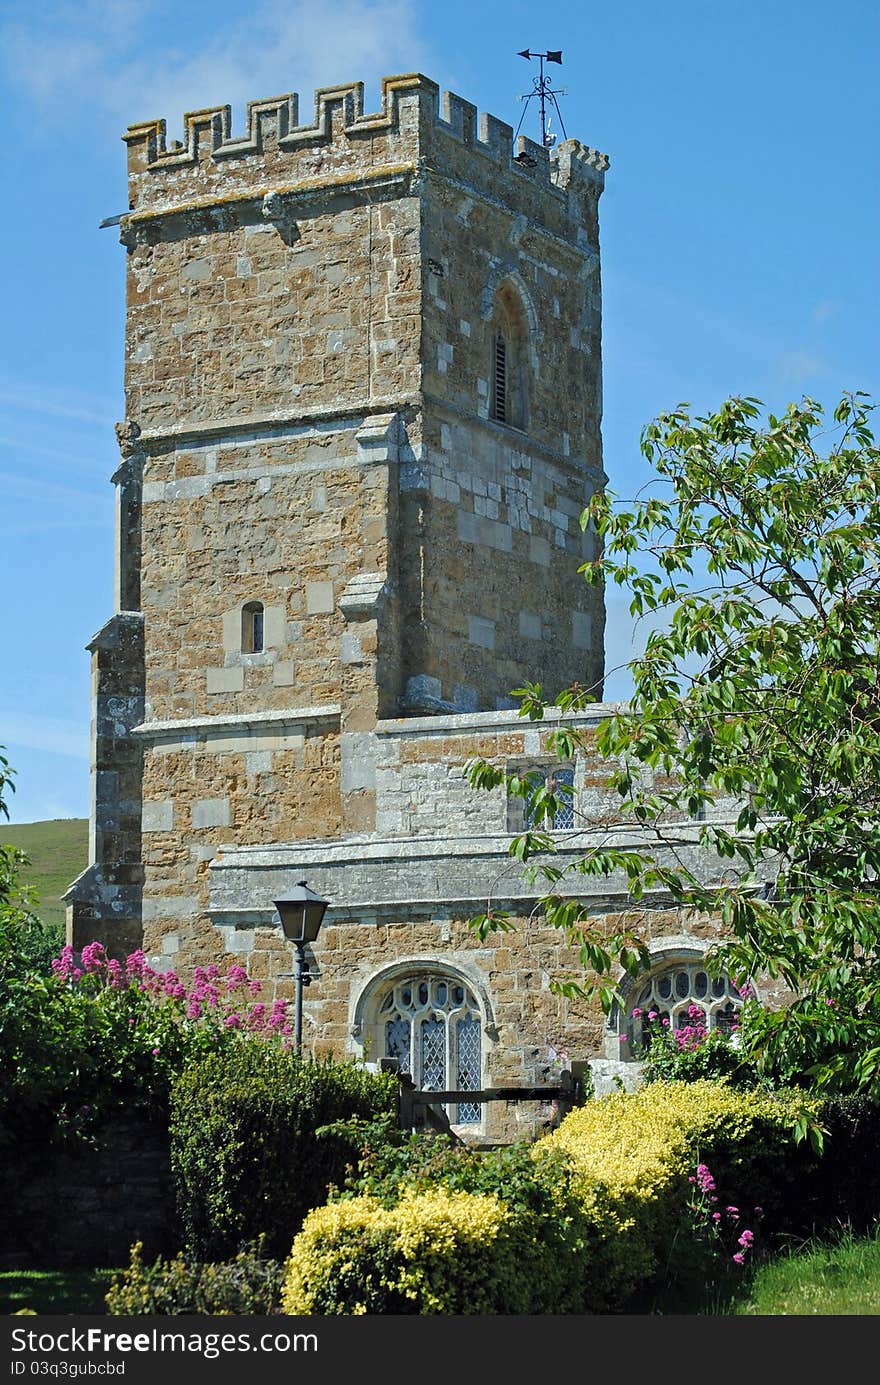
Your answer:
(467, 393), (880, 1095)
(0, 747), (52, 974)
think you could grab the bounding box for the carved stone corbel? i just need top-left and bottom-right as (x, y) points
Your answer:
(261, 190), (300, 245)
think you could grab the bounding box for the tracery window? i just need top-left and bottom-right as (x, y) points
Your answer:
(622, 960), (742, 1053)
(378, 972), (483, 1125)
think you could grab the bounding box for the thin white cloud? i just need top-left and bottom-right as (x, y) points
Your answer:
(0, 471), (108, 504)
(0, 383), (118, 429)
(811, 300), (842, 324)
(5, 517), (109, 537)
(0, 711), (89, 761)
(775, 349), (828, 383)
(1, 0), (428, 138)
(4, 794), (87, 826)
(0, 436), (113, 475)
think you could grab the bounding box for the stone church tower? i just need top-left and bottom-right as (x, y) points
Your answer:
(68, 73), (727, 1130)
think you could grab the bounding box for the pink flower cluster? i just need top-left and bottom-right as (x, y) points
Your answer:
(674, 1003), (709, 1052)
(686, 1160), (761, 1268)
(689, 1162), (716, 1194)
(51, 942), (292, 1037)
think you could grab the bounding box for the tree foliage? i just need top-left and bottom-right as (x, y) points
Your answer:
(0, 747), (54, 974)
(467, 393), (880, 1094)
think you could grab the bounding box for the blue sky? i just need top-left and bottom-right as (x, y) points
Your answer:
(0, 0), (877, 823)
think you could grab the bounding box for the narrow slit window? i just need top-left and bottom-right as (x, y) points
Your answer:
(242, 601), (264, 654)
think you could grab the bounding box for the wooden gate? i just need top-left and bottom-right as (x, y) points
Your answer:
(381, 1059), (591, 1135)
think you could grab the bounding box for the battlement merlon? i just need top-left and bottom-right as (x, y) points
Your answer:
(121, 73), (609, 233)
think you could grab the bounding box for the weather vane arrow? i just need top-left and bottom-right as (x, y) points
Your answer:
(516, 48), (567, 149)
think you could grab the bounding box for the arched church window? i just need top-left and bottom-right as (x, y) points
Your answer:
(620, 960), (744, 1056)
(242, 601), (264, 654)
(376, 970), (483, 1125)
(489, 282), (529, 430)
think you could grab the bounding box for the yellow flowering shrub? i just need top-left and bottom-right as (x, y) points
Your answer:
(281, 1080), (817, 1314)
(537, 1080), (813, 1307)
(283, 1189), (513, 1315)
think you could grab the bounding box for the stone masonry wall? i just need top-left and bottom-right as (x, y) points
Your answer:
(138, 430), (395, 723)
(403, 94), (607, 712)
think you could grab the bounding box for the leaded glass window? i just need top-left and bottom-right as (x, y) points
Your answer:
(623, 961), (743, 1051)
(519, 766), (575, 830)
(377, 973), (482, 1125)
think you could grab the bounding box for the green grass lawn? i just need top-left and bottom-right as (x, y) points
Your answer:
(1, 818), (88, 932)
(0, 1269), (118, 1315)
(731, 1228), (880, 1315)
(6, 1232), (880, 1314)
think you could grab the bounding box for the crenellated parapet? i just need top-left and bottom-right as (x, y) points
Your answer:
(121, 72), (609, 241)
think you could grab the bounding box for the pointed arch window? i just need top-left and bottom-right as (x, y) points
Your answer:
(489, 282), (529, 431)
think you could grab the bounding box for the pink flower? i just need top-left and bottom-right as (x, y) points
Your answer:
(695, 1164), (716, 1193)
(712, 1212), (722, 1222)
(81, 941), (107, 972)
(224, 1013), (242, 1028)
(618, 1034), (628, 1043)
(754, 1206), (764, 1216)
(738, 1229), (754, 1247)
(186, 1000), (203, 1020)
(631, 1007), (643, 1018)
(647, 1010), (658, 1020)
(661, 1017), (670, 1027)
(732, 1252), (745, 1266)
(151, 1047), (160, 1056)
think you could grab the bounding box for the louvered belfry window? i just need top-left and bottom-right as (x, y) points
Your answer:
(492, 332), (507, 423)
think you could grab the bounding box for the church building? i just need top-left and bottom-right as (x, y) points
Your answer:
(66, 73), (746, 1135)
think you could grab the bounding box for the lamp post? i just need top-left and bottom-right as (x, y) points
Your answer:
(273, 881), (329, 1050)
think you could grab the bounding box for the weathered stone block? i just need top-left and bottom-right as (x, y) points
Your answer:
(192, 798), (231, 829)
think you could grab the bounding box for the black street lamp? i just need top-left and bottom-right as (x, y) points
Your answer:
(273, 881), (329, 1050)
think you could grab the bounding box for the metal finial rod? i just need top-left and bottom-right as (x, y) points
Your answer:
(516, 48), (567, 149)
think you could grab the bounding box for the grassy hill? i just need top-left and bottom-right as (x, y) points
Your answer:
(1, 818), (88, 931)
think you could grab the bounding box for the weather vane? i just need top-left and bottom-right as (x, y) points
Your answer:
(515, 48), (568, 149)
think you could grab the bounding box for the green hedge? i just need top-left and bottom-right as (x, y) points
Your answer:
(281, 1080), (816, 1314)
(105, 1240), (284, 1316)
(170, 1046), (396, 1261)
